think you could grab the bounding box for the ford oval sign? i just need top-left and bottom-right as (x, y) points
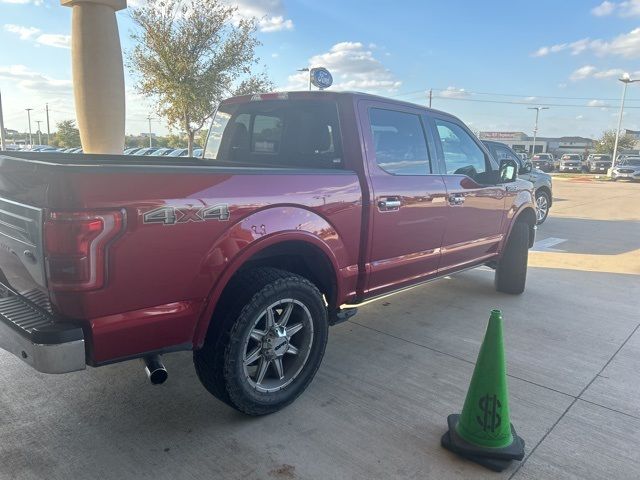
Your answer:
(310, 67), (333, 90)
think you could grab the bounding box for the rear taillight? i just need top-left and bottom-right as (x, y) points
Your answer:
(44, 210), (124, 291)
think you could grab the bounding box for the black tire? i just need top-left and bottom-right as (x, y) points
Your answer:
(534, 190), (550, 225)
(495, 222), (529, 295)
(194, 267), (328, 415)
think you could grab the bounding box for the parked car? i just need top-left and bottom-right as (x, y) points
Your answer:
(150, 148), (175, 156)
(558, 154), (582, 172)
(530, 153), (554, 172)
(133, 147), (159, 156)
(483, 140), (553, 224)
(29, 145), (57, 152)
(585, 154), (612, 173)
(167, 148), (189, 157)
(123, 147), (141, 155)
(611, 157), (640, 181)
(192, 148), (203, 157)
(0, 91), (536, 415)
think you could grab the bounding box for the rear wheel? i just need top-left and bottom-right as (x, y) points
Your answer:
(194, 267), (328, 415)
(495, 222), (529, 295)
(534, 190), (550, 225)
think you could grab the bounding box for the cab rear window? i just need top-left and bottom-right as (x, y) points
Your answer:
(205, 100), (343, 169)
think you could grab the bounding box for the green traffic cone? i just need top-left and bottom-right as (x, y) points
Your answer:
(441, 309), (525, 472)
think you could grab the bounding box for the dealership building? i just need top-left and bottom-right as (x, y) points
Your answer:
(478, 131), (594, 157)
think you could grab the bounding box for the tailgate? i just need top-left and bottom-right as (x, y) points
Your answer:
(0, 196), (47, 301)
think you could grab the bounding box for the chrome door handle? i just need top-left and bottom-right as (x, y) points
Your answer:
(448, 194), (465, 206)
(378, 198), (402, 211)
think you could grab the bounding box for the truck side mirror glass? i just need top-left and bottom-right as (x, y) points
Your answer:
(519, 161), (532, 175)
(499, 159), (518, 183)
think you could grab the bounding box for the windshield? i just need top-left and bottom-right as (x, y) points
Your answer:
(620, 158), (640, 166)
(593, 155), (610, 160)
(562, 155), (580, 160)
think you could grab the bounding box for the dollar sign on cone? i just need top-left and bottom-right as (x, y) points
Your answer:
(477, 394), (502, 433)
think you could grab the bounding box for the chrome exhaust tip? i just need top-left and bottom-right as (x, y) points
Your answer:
(143, 355), (168, 385)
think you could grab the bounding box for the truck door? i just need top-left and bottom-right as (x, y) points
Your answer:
(358, 101), (448, 298)
(428, 115), (506, 273)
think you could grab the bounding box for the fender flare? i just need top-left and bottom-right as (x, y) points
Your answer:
(191, 206), (348, 348)
(501, 204), (537, 252)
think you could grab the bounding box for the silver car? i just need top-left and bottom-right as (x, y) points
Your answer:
(483, 140), (553, 224)
(558, 154), (582, 172)
(611, 157), (640, 181)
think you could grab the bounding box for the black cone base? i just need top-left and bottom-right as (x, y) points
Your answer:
(441, 414), (525, 472)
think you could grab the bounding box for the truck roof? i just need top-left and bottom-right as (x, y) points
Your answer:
(221, 90), (457, 120)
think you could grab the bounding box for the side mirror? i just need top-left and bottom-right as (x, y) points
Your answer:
(519, 161), (532, 174)
(499, 158), (518, 183)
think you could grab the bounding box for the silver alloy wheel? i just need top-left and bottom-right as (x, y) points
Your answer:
(242, 299), (314, 393)
(535, 193), (548, 223)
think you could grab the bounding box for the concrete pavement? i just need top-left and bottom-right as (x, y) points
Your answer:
(0, 180), (639, 479)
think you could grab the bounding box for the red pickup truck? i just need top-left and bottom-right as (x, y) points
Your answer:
(0, 91), (535, 415)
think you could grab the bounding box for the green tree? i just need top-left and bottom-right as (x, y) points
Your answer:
(595, 130), (636, 155)
(128, 0), (274, 156)
(56, 120), (81, 148)
(166, 133), (187, 149)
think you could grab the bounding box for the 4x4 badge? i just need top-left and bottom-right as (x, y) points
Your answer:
(142, 204), (229, 225)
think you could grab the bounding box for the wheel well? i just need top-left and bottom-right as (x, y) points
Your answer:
(535, 185), (552, 206)
(515, 207), (537, 247)
(227, 240), (338, 311)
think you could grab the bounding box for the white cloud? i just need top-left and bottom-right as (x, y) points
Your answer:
(594, 68), (626, 78)
(439, 86), (469, 98)
(570, 65), (598, 81)
(576, 115), (585, 120)
(588, 99), (609, 107)
(4, 24), (39, 39)
(285, 42), (401, 93)
(35, 33), (71, 49)
(3, 24), (70, 49)
(231, 0), (294, 32)
(0, 65), (72, 96)
(127, 0), (295, 32)
(258, 15), (293, 32)
(620, 0), (640, 16)
(591, 0), (640, 16)
(569, 65), (640, 81)
(592, 1), (616, 15)
(533, 27), (640, 58)
(0, 0), (35, 4)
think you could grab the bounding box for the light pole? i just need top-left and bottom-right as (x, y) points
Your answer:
(147, 115), (153, 147)
(528, 106), (549, 156)
(35, 120), (43, 145)
(611, 74), (640, 173)
(297, 68), (311, 91)
(25, 108), (33, 146)
(0, 90), (6, 151)
(45, 103), (51, 145)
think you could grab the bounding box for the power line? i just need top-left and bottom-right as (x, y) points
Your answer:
(430, 88), (640, 102)
(399, 93), (640, 109)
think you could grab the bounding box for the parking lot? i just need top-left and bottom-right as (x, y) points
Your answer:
(1, 179), (638, 480)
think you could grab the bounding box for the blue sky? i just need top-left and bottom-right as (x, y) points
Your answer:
(1, 0), (639, 138)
